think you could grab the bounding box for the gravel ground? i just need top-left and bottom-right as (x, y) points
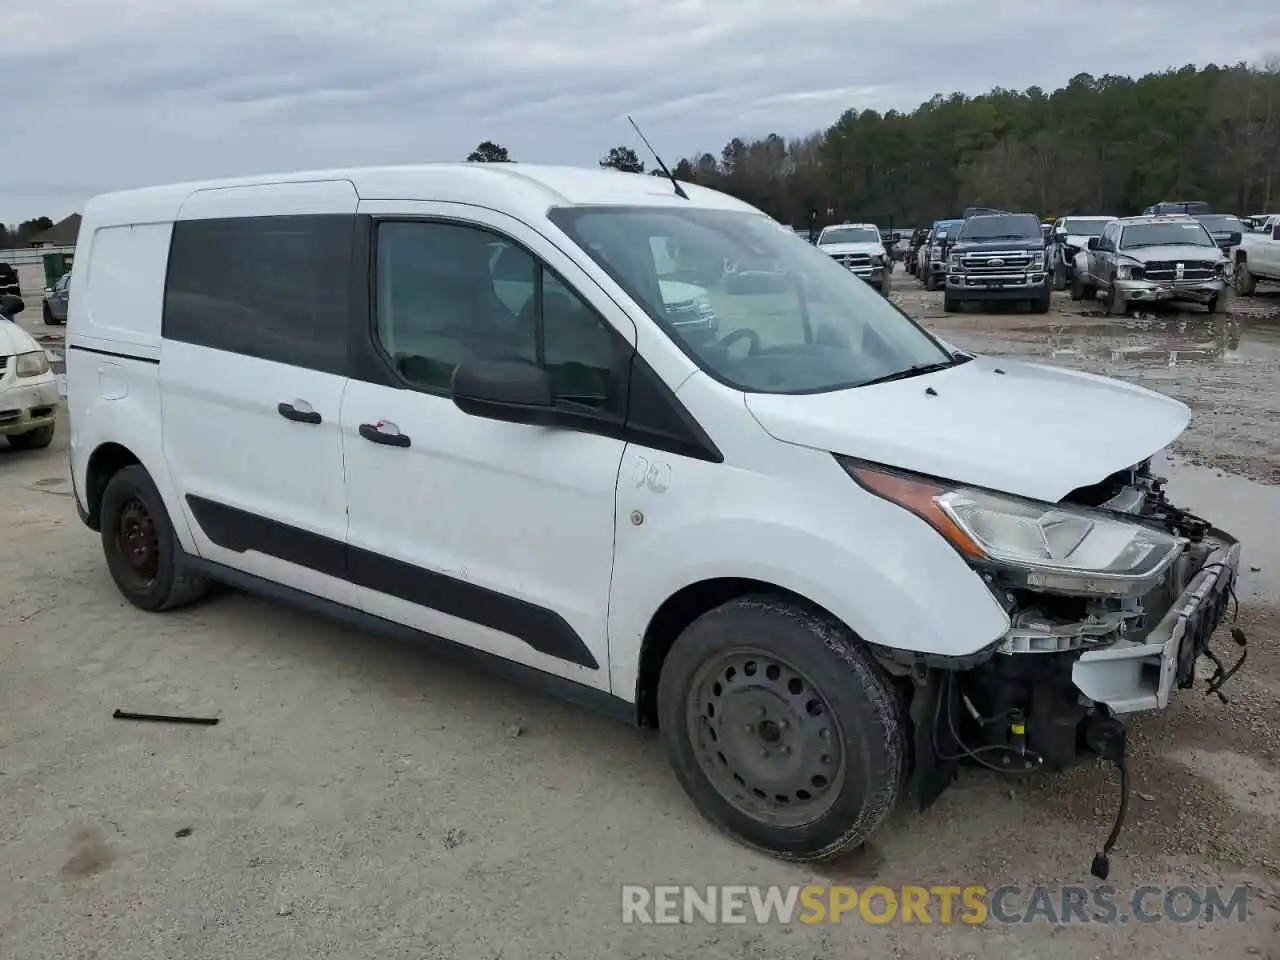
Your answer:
(3, 279), (1280, 959)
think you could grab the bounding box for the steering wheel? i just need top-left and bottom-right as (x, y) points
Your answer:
(718, 328), (761, 354)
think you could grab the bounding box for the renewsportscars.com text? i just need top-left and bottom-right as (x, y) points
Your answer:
(621, 884), (1249, 926)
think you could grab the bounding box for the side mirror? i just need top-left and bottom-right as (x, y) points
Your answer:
(0, 294), (24, 317)
(1227, 232), (1243, 246)
(1087, 238), (1099, 251)
(452, 359), (554, 424)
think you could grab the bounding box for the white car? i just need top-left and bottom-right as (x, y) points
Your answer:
(66, 164), (1242, 868)
(816, 223), (891, 295)
(0, 303), (59, 449)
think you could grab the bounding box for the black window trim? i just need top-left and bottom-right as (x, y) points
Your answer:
(350, 214), (723, 464)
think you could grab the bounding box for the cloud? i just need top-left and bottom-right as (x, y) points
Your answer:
(5, 0), (1278, 221)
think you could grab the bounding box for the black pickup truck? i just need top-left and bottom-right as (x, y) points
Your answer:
(942, 212), (1050, 313)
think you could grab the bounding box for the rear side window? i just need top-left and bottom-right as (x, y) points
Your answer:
(162, 215), (353, 374)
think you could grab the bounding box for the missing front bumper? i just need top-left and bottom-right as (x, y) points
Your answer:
(1071, 532), (1241, 713)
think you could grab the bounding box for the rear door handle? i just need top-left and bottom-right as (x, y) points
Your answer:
(278, 401), (322, 424)
(359, 422), (411, 447)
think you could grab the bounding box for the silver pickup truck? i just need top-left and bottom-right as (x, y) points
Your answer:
(1071, 214), (1232, 314)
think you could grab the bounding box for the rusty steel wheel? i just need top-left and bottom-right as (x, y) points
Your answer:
(114, 496), (161, 590)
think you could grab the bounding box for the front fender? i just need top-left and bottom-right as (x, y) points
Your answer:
(606, 444), (1011, 700)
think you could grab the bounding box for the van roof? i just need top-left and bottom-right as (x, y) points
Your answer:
(82, 163), (757, 225)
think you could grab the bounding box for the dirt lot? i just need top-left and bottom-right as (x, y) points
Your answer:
(3, 279), (1280, 959)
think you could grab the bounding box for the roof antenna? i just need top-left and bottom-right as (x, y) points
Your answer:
(628, 115), (689, 200)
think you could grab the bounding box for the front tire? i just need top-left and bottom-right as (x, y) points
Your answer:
(1235, 259), (1257, 297)
(657, 595), (906, 862)
(1031, 287), (1051, 314)
(943, 295), (960, 312)
(100, 465), (208, 612)
(1052, 260), (1067, 291)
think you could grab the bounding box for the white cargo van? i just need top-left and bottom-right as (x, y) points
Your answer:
(67, 164), (1243, 867)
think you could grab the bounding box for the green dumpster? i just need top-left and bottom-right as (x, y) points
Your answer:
(42, 252), (73, 287)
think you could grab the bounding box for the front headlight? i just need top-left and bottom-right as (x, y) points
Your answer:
(870, 253), (883, 265)
(15, 351), (51, 378)
(839, 459), (1184, 596)
(1116, 263), (1145, 281)
(1031, 251), (1045, 266)
(949, 254), (962, 269)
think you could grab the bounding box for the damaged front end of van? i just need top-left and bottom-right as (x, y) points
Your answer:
(846, 454), (1244, 877)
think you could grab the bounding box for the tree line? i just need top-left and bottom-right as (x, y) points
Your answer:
(0, 217), (54, 248)
(467, 61), (1280, 229)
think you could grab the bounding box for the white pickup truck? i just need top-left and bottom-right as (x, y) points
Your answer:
(1235, 217), (1280, 295)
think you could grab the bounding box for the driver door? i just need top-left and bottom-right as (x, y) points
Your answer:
(340, 201), (637, 686)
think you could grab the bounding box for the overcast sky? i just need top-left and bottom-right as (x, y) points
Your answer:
(7, 0), (1279, 223)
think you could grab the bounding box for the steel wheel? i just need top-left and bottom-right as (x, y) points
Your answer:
(114, 497), (161, 590)
(686, 648), (847, 828)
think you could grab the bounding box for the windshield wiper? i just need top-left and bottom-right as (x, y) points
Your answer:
(966, 234), (1035, 241)
(857, 359), (960, 388)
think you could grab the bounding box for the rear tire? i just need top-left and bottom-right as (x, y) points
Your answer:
(1052, 261), (1067, 291)
(7, 423), (55, 450)
(42, 302), (54, 324)
(99, 465), (208, 612)
(657, 595), (906, 862)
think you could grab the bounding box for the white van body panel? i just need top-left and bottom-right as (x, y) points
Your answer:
(66, 163), (1204, 710)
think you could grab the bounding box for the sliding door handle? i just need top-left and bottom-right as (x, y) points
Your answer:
(359, 422), (411, 447)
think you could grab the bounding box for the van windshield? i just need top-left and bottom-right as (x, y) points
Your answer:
(549, 205), (954, 394)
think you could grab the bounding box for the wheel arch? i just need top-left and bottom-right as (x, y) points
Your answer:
(83, 441), (142, 531)
(634, 577), (843, 728)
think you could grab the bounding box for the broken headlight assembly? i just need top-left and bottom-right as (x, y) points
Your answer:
(838, 458), (1184, 597)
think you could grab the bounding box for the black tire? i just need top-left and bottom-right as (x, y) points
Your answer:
(656, 595), (906, 862)
(943, 295), (960, 312)
(99, 465), (208, 612)
(7, 423), (55, 450)
(1052, 261), (1066, 291)
(42, 301), (54, 324)
(1235, 259), (1256, 297)
(1207, 293), (1224, 314)
(924, 270), (937, 291)
(1031, 288), (1051, 314)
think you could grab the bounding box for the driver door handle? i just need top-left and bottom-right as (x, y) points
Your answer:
(359, 422), (411, 447)
(278, 401), (322, 424)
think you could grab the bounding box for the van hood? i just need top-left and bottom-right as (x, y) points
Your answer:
(0, 319), (42, 357)
(744, 356), (1190, 503)
(817, 241), (884, 257)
